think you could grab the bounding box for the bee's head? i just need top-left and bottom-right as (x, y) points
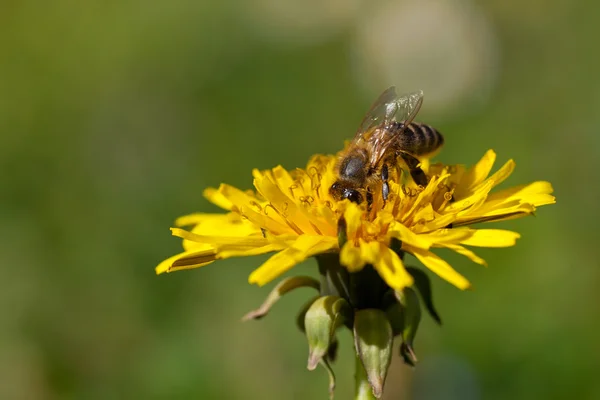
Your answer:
(330, 181), (363, 204)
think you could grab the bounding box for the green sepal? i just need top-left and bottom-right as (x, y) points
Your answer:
(305, 295), (351, 371)
(353, 309), (393, 398)
(327, 338), (339, 363)
(406, 266), (442, 325)
(395, 287), (421, 366)
(242, 276), (320, 321)
(384, 298), (404, 337)
(320, 357), (336, 400)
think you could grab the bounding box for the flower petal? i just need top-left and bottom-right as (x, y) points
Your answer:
(479, 159), (515, 190)
(171, 227), (269, 248)
(406, 245), (471, 290)
(453, 204), (536, 226)
(217, 244), (284, 259)
(456, 149), (496, 197)
(238, 205), (294, 235)
(418, 227), (477, 245)
(155, 248), (216, 274)
(248, 235), (337, 286)
(445, 178), (495, 214)
(373, 246), (414, 290)
(343, 202), (365, 239)
(253, 172), (316, 234)
(479, 181), (556, 211)
(340, 242), (365, 272)
(441, 244), (488, 266)
(458, 229), (521, 247)
(174, 213), (261, 249)
(388, 221), (432, 249)
(203, 187), (234, 210)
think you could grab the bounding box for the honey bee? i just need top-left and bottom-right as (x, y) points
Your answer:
(330, 86), (444, 204)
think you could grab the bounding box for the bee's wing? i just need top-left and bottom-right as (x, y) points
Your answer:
(360, 89), (424, 165)
(353, 88), (423, 139)
(353, 86), (400, 142)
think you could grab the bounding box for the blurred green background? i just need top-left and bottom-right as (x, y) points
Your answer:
(1, 0), (597, 399)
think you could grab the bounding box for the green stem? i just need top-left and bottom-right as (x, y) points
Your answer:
(354, 353), (376, 400)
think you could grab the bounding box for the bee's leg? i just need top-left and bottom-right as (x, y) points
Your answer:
(366, 188), (373, 210)
(400, 153), (428, 187)
(381, 163), (390, 201)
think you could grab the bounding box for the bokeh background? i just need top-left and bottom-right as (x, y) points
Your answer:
(1, 0), (597, 399)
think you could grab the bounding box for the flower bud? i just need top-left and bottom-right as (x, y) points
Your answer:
(296, 295), (338, 398)
(304, 295), (351, 371)
(353, 309), (393, 398)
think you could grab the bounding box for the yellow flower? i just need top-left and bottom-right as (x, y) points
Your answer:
(156, 150), (555, 291)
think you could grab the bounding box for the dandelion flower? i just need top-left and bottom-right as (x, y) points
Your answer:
(156, 149), (554, 290)
(156, 148), (554, 399)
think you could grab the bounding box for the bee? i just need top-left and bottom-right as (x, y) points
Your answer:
(330, 86), (444, 204)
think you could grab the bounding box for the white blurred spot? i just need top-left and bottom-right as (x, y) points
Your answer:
(241, 0), (362, 45)
(352, 0), (499, 115)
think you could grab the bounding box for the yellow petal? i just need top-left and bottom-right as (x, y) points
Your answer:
(217, 244), (284, 259)
(344, 202), (365, 239)
(271, 165), (296, 194)
(403, 174), (451, 220)
(340, 242), (365, 272)
(203, 187), (234, 210)
(171, 227), (269, 248)
(373, 246), (414, 290)
(479, 159), (515, 190)
(359, 239), (381, 264)
(443, 178), (494, 214)
(406, 245), (471, 290)
(253, 172), (318, 234)
(453, 203), (536, 226)
(417, 212), (457, 233)
(441, 244), (488, 266)
(218, 184), (262, 211)
(458, 229), (521, 247)
(482, 181), (556, 209)
(456, 149), (496, 197)
(238, 205), (293, 235)
(155, 248), (216, 274)
(248, 235), (337, 286)
(388, 221), (432, 249)
(418, 228), (478, 245)
(174, 213), (261, 247)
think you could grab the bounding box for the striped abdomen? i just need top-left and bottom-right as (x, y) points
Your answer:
(394, 121), (444, 156)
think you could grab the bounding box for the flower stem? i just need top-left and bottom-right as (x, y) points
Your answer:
(354, 353), (376, 400)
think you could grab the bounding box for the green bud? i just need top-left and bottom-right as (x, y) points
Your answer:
(395, 287), (421, 366)
(353, 309), (393, 398)
(305, 295), (351, 371)
(242, 276), (320, 321)
(296, 295), (320, 333)
(296, 296), (339, 399)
